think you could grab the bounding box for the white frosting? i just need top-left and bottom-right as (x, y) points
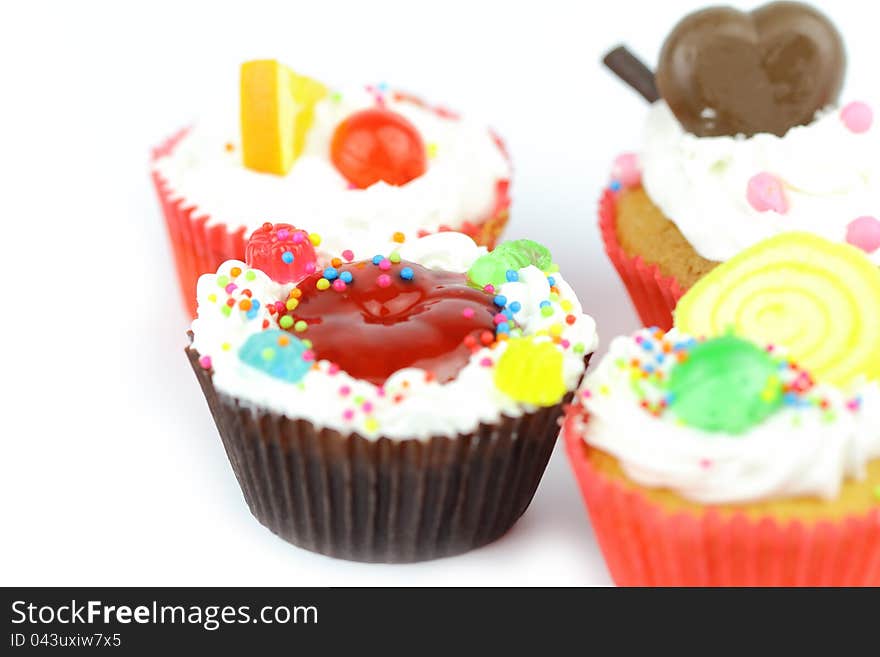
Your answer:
(153, 87), (510, 258)
(191, 233), (598, 440)
(641, 101), (880, 265)
(576, 329), (880, 504)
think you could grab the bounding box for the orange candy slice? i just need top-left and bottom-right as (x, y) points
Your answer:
(240, 60), (328, 175)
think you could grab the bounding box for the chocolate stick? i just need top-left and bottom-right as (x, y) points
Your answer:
(603, 45), (660, 103)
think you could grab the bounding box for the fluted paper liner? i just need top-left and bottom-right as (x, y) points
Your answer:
(187, 340), (587, 563)
(563, 407), (880, 586)
(152, 114), (512, 318)
(599, 189), (685, 330)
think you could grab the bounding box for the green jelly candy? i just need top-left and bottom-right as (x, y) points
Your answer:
(667, 335), (783, 435)
(467, 239), (553, 288)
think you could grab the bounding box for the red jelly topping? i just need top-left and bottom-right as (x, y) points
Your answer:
(281, 260), (497, 385)
(330, 107), (428, 189)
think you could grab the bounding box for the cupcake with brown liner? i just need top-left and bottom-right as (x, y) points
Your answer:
(187, 226), (597, 562)
(564, 231), (880, 586)
(600, 2), (880, 329)
(153, 60), (512, 317)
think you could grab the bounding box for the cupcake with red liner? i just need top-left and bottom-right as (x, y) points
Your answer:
(565, 231), (880, 586)
(152, 60), (512, 316)
(187, 226), (597, 562)
(600, 2), (880, 329)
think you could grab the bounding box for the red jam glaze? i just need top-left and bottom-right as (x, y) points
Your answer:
(281, 260), (498, 385)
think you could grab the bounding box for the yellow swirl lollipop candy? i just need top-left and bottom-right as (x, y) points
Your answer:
(675, 232), (880, 387)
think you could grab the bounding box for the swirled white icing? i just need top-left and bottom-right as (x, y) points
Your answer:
(641, 101), (880, 265)
(191, 233), (598, 440)
(153, 86), (511, 258)
(575, 329), (880, 504)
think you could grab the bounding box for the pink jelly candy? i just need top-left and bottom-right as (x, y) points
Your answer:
(611, 152), (641, 188)
(245, 222), (318, 284)
(840, 102), (873, 134)
(846, 216), (880, 254)
(747, 172), (788, 214)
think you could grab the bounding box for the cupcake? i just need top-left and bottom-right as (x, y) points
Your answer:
(187, 228), (597, 562)
(152, 60), (512, 316)
(565, 231), (880, 586)
(600, 2), (880, 329)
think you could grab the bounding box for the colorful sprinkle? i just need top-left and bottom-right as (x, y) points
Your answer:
(294, 320), (308, 333)
(342, 249), (354, 261)
(340, 271), (354, 284)
(377, 274), (392, 288)
(316, 278), (331, 290)
(400, 266), (414, 280)
(392, 231), (405, 243)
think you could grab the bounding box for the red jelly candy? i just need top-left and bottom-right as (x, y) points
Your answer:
(330, 107), (428, 189)
(245, 222), (317, 284)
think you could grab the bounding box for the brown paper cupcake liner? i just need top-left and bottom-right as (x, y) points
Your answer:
(186, 339), (589, 563)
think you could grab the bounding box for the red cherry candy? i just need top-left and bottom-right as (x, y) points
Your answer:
(245, 222), (317, 284)
(330, 107), (427, 189)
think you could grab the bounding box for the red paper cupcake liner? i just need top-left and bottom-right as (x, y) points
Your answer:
(151, 113), (512, 318)
(187, 340), (590, 563)
(598, 189), (685, 331)
(563, 405), (880, 586)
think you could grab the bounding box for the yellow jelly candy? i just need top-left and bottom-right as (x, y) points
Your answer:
(240, 60), (328, 175)
(675, 232), (880, 387)
(494, 337), (567, 406)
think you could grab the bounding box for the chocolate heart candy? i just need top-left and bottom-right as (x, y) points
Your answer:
(656, 2), (845, 137)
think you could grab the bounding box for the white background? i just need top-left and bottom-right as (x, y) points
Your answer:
(1, 0), (874, 586)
